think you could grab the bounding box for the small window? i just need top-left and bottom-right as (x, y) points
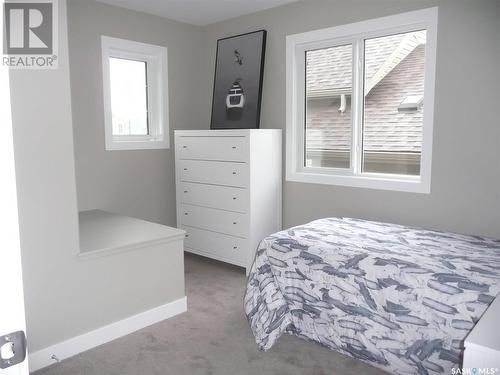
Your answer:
(109, 58), (149, 136)
(101, 36), (169, 150)
(286, 8), (438, 193)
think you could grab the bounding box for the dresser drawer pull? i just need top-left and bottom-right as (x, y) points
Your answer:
(233, 246), (238, 249)
(184, 190), (188, 193)
(232, 197), (237, 200)
(184, 212), (189, 215)
(233, 222), (237, 225)
(232, 171), (237, 175)
(185, 234), (189, 238)
(182, 145), (187, 148)
(232, 146), (237, 149)
(183, 168), (188, 171)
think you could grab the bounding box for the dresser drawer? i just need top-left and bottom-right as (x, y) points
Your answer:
(179, 182), (247, 213)
(179, 160), (248, 188)
(182, 225), (247, 263)
(177, 136), (248, 162)
(179, 204), (247, 237)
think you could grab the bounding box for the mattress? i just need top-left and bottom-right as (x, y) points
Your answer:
(244, 217), (500, 374)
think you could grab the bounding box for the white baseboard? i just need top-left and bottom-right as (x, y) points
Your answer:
(29, 296), (187, 372)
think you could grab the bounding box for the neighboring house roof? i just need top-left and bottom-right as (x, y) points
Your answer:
(306, 44), (352, 98)
(364, 31), (426, 95)
(306, 43), (425, 153)
(305, 31), (426, 98)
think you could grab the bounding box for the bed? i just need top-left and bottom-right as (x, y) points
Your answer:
(244, 217), (500, 374)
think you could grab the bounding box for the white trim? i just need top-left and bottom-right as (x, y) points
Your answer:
(101, 36), (170, 151)
(28, 297), (187, 372)
(287, 171), (426, 193)
(352, 38), (364, 176)
(286, 7), (438, 194)
(1, 4), (30, 374)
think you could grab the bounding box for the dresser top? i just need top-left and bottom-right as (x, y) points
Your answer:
(175, 129), (281, 136)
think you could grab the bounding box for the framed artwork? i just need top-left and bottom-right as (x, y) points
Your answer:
(210, 30), (267, 129)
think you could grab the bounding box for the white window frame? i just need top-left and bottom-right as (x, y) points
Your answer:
(101, 36), (169, 151)
(286, 7), (438, 193)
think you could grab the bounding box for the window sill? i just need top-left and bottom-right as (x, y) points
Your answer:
(78, 210), (185, 260)
(286, 170), (430, 194)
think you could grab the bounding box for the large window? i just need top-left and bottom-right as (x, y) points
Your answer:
(101, 36), (169, 150)
(287, 8), (437, 193)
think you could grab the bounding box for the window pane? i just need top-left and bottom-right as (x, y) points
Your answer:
(109, 57), (148, 136)
(305, 44), (352, 169)
(362, 30), (426, 176)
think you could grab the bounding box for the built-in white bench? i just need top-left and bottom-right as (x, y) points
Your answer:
(29, 210), (187, 372)
(79, 209), (185, 259)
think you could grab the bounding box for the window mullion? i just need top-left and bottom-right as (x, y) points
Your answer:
(145, 61), (155, 139)
(351, 39), (364, 176)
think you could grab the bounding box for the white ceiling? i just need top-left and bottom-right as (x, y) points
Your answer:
(95, 0), (300, 26)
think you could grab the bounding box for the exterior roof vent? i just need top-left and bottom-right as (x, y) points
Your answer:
(398, 95), (423, 110)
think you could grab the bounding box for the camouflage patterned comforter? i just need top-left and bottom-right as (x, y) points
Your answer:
(244, 217), (500, 374)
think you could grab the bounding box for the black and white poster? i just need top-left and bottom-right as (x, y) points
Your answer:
(210, 30), (266, 129)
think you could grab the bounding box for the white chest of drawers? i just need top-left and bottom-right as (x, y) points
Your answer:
(175, 129), (282, 273)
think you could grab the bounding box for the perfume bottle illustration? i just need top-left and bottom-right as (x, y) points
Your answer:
(226, 79), (245, 109)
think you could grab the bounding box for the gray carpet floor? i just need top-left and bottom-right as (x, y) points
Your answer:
(34, 253), (386, 375)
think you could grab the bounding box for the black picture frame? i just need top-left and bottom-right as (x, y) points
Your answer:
(210, 30), (267, 129)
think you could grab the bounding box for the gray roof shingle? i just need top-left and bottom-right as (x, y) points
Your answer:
(305, 31), (426, 153)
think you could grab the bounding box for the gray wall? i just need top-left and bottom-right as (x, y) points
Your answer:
(11, 0), (186, 353)
(69, 0), (500, 238)
(200, 0), (500, 238)
(10, 0), (500, 355)
(67, 0), (205, 226)
(10, 0), (80, 352)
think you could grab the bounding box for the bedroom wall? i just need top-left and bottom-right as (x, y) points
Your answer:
(200, 0), (500, 238)
(10, 0), (80, 352)
(497, 4), (500, 233)
(9, 0), (499, 358)
(67, 0), (205, 225)
(10, 0), (187, 354)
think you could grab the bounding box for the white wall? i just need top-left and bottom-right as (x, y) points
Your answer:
(10, 0), (185, 353)
(67, 0), (205, 226)
(200, 0), (500, 238)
